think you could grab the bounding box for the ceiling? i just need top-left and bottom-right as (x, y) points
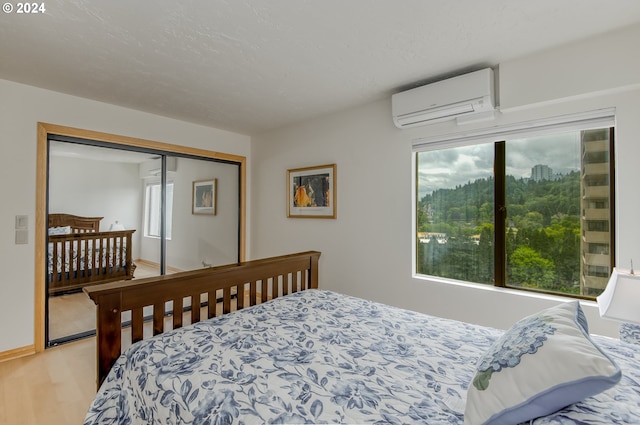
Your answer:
(2, 1), (640, 136)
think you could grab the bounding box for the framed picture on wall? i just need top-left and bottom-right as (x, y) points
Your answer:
(287, 164), (336, 218)
(192, 179), (217, 215)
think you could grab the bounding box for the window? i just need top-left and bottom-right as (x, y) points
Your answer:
(416, 125), (614, 299)
(145, 182), (174, 239)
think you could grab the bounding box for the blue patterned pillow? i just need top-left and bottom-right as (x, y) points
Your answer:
(464, 301), (621, 425)
(620, 322), (640, 345)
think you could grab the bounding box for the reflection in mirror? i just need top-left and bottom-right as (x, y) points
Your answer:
(47, 140), (156, 345)
(47, 141), (241, 347)
(163, 156), (240, 273)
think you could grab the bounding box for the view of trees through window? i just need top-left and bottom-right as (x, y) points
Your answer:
(416, 128), (613, 299)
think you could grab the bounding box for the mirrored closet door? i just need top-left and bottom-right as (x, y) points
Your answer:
(46, 138), (241, 347)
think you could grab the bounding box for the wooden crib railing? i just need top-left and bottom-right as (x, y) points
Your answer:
(48, 230), (136, 294)
(84, 250), (321, 388)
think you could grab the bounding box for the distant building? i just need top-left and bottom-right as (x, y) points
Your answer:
(531, 164), (553, 181)
(580, 129), (612, 296)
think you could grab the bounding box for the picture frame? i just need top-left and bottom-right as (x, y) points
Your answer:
(287, 164), (336, 219)
(192, 179), (217, 215)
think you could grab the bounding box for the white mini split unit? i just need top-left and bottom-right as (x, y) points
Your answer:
(392, 68), (495, 128)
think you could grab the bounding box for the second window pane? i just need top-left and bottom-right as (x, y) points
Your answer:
(505, 133), (581, 295)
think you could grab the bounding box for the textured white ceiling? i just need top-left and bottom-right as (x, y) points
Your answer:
(1, 1), (640, 135)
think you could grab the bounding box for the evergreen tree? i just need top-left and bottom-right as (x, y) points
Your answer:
(417, 172), (580, 293)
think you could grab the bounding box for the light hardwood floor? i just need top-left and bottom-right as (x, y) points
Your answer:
(0, 261), (173, 424)
(48, 260), (168, 340)
(48, 292), (96, 341)
(0, 337), (95, 425)
(1, 263), (246, 424)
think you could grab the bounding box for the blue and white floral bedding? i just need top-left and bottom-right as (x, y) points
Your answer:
(84, 289), (640, 424)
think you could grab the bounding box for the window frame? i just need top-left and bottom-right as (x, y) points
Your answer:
(412, 113), (616, 301)
(144, 180), (174, 240)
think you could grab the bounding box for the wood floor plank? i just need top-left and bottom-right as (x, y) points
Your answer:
(0, 338), (95, 425)
(48, 260), (175, 341)
(1, 262), (229, 424)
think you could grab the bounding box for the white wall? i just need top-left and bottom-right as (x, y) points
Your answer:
(499, 24), (640, 112)
(251, 24), (640, 338)
(138, 157), (240, 270)
(0, 79), (251, 353)
(49, 156), (143, 258)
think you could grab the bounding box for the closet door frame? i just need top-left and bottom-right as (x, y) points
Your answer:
(35, 122), (246, 352)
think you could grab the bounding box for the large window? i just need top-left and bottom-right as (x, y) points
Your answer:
(145, 181), (174, 239)
(416, 126), (614, 299)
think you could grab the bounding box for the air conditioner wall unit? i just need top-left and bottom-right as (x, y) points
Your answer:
(392, 68), (495, 128)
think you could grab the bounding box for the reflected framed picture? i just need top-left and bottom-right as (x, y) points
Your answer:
(192, 179), (217, 215)
(287, 164), (336, 219)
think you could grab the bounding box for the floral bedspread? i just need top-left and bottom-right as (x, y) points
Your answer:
(84, 289), (640, 424)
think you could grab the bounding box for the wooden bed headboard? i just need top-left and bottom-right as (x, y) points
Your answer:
(85, 250), (321, 388)
(48, 213), (103, 233)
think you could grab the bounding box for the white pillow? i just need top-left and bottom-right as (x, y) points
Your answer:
(464, 301), (621, 425)
(48, 225), (72, 235)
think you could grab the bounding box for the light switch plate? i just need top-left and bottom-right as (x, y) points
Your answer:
(15, 229), (28, 244)
(15, 215), (28, 229)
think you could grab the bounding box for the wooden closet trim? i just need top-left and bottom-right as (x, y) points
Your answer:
(35, 122), (247, 353)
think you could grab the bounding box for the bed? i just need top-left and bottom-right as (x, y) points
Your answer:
(83, 251), (640, 425)
(48, 213), (136, 295)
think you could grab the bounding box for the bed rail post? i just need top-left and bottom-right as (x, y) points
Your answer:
(93, 292), (122, 388)
(310, 252), (320, 289)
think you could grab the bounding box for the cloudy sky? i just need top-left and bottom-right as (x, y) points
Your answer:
(417, 132), (581, 199)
